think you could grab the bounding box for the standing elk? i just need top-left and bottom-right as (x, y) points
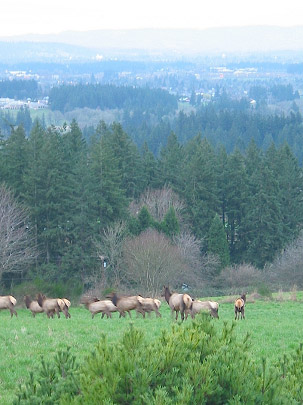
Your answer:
(58, 298), (71, 319)
(136, 296), (162, 318)
(234, 293), (246, 320)
(0, 295), (17, 317)
(162, 286), (193, 321)
(82, 297), (118, 319)
(37, 293), (61, 319)
(24, 295), (43, 317)
(107, 292), (144, 318)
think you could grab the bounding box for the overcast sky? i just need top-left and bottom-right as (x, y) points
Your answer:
(1, 0), (303, 37)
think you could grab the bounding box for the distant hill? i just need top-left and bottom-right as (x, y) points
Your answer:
(1, 26), (303, 62)
(0, 41), (97, 63)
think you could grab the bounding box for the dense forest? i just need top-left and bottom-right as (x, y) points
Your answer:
(0, 79), (39, 99)
(48, 84), (178, 114)
(0, 119), (302, 294)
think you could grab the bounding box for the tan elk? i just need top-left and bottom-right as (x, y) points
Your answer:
(0, 295), (17, 317)
(37, 293), (61, 319)
(162, 286), (193, 321)
(82, 297), (118, 319)
(107, 292), (144, 318)
(234, 293), (246, 320)
(188, 300), (219, 319)
(24, 295), (43, 317)
(136, 296), (162, 318)
(58, 298), (71, 318)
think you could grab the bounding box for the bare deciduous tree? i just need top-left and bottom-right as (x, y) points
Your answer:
(215, 263), (261, 293)
(129, 186), (185, 222)
(0, 185), (37, 279)
(93, 220), (126, 288)
(266, 231), (303, 288)
(122, 228), (189, 296)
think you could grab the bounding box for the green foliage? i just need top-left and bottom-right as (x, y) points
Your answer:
(161, 206), (180, 238)
(208, 213), (230, 270)
(14, 347), (79, 405)
(64, 317), (287, 404)
(137, 205), (154, 232)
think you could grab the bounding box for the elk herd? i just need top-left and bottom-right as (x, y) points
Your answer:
(0, 289), (247, 321)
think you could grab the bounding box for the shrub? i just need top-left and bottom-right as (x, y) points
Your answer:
(15, 317), (298, 404)
(13, 347), (79, 405)
(65, 317), (287, 404)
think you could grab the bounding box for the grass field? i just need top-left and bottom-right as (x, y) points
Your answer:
(1, 297), (303, 404)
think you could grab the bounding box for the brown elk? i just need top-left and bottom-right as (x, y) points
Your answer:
(188, 300), (219, 319)
(136, 296), (162, 318)
(24, 295), (44, 317)
(37, 293), (61, 319)
(234, 293), (246, 320)
(0, 295), (17, 317)
(82, 297), (118, 319)
(107, 292), (144, 318)
(162, 286), (193, 321)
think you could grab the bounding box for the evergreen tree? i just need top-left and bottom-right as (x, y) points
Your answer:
(208, 213), (230, 270)
(141, 142), (161, 190)
(87, 129), (129, 235)
(224, 149), (248, 262)
(2, 124), (28, 197)
(60, 120), (92, 279)
(23, 121), (45, 261)
(161, 206), (180, 238)
(104, 122), (144, 198)
(159, 131), (184, 191)
(182, 136), (219, 242)
(137, 206), (153, 233)
(242, 163), (284, 268)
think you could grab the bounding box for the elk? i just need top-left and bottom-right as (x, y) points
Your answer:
(136, 296), (162, 318)
(107, 292), (144, 318)
(37, 293), (61, 319)
(83, 297), (118, 319)
(24, 295), (43, 317)
(0, 295), (17, 317)
(58, 298), (71, 319)
(235, 293), (246, 320)
(162, 286), (193, 321)
(188, 300), (219, 319)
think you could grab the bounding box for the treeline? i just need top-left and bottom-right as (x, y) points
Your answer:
(0, 79), (39, 99)
(48, 83), (178, 114)
(0, 119), (302, 289)
(128, 106), (303, 163)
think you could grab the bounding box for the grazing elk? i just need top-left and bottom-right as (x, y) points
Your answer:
(136, 296), (162, 318)
(82, 297), (118, 319)
(24, 295), (44, 317)
(234, 293), (246, 320)
(0, 295), (17, 317)
(162, 286), (193, 321)
(37, 293), (61, 319)
(188, 300), (219, 319)
(107, 292), (144, 318)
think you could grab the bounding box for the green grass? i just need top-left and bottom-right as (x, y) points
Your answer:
(2, 299), (303, 404)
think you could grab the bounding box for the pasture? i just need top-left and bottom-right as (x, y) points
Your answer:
(1, 296), (303, 404)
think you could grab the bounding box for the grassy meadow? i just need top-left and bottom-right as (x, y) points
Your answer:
(1, 294), (303, 404)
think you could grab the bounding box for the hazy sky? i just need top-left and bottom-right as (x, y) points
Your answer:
(1, 0), (303, 37)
